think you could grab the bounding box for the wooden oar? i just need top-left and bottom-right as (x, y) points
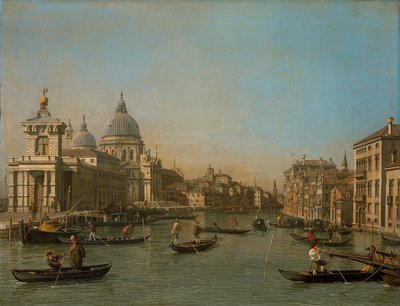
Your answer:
(341, 265), (383, 296)
(189, 242), (199, 254)
(264, 232), (276, 277)
(84, 228), (110, 247)
(52, 262), (63, 287)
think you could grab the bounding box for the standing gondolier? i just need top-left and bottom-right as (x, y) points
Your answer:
(87, 220), (97, 241)
(193, 219), (202, 244)
(68, 235), (86, 270)
(171, 219), (182, 244)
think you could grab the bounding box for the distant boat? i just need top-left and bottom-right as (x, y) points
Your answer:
(58, 234), (151, 245)
(161, 215), (198, 220)
(24, 221), (81, 244)
(252, 219), (268, 232)
(11, 263), (111, 282)
(381, 233), (400, 246)
(170, 236), (217, 253)
(278, 268), (381, 283)
(201, 227), (251, 235)
(289, 232), (350, 247)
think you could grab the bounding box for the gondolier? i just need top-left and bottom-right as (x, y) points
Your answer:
(171, 219), (182, 244)
(308, 242), (326, 274)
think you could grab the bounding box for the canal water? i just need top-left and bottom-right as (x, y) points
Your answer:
(0, 211), (398, 306)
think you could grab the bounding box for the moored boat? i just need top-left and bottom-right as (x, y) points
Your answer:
(24, 221), (82, 244)
(57, 234), (151, 245)
(278, 268), (381, 283)
(170, 236), (217, 253)
(289, 232), (350, 247)
(381, 233), (400, 246)
(11, 263), (112, 282)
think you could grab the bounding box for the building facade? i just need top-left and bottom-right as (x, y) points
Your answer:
(353, 117), (400, 231)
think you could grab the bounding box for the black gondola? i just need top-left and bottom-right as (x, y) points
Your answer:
(278, 269), (381, 283)
(170, 236), (217, 253)
(25, 227), (82, 244)
(289, 232), (350, 247)
(11, 263), (112, 282)
(252, 219), (268, 232)
(382, 233), (400, 246)
(201, 227), (251, 235)
(57, 234), (151, 245)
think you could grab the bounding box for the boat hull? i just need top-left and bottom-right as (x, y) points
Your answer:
(381, 234), (400, 246)
(11, 263), (112, 282)
(170, 237), (217, 253)
(289, 232), (350, 247)
(58, 234), (151, 245)
(278, 269), (381, 283)
(201, 227), (251, 235)
(25, 227), (82, 243)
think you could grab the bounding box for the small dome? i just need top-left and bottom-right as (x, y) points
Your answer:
(72, 115), (97, 149)
(103, 93), (141, 138)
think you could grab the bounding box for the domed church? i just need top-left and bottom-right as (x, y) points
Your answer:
(99, 93), (162, 204)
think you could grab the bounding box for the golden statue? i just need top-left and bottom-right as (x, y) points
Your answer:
(40, 88), (48, 108)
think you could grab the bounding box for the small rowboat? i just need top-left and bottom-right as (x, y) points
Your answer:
(11, 263), (112, 282)
(57, 234), (151, 245)
(278, 269), (381, 283)
(170, 236), (217, 253)
(382, 233), (400, 246)
(289, 232), (350, 247)
(201, 227), (251, 235)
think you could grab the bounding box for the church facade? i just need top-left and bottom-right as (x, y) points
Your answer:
(7, 89), (162, 217)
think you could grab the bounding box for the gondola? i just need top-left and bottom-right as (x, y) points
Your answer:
(252, 220), (268, 232)
(278, 268), (381, 283)
(170, 236), (217, 253)
(381, 233), (400, 246)
(11, 263), (112, 282)
(161, 215), (198, 220)
(57, 234), (151, 245)
(24, 226), (82, 244)
(289, 232), (350, 247)
(201, 227), (251, 235)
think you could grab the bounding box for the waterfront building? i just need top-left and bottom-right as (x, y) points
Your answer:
(98, 93), (162, 204)
(7, 90), (126, 217)
(385, 161), (400, 235)
(353, 117), (400, 231)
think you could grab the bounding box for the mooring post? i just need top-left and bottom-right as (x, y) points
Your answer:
(9, 216), (12, 242)
(20, 219), (27, 245)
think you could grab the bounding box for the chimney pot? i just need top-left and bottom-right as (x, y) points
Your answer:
(387, 117), (394, 136)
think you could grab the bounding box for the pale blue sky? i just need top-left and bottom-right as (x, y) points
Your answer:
(1, 0), (399, 191)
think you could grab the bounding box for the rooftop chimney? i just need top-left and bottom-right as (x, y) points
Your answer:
(387, 117), (393, 136)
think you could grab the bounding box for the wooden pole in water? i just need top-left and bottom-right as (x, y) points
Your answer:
(264, 232), (276, 277)
(142, 219), (147, 251)
(20, 219), (27, 245)
(9, 216), (12, 242)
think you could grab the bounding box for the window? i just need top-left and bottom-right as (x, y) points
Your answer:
(130, 149), (134, 160)
(367, 203), (372, 214)
(375, 154), (380, 171)
(121, 149), (126, 162)
(367, 181), (372, 197)
(368, 157), (372, 172)
(36, 136), (49, 155)
(374, 203), (379, 214)
(375, 180), (380, 197)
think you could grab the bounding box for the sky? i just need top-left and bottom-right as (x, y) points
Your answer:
(0, 0), (399, 192)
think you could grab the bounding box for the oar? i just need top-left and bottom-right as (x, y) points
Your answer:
(320, 241), (347, 283)
(264, 232), (276, 277)
(189, 242), (199, 254)
(53, 263), (63, 287)
(84, 228), (110, 247)
(341, 265), (384, 296)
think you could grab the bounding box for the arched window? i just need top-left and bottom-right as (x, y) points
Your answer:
(111, 149), (114, 156)
(121, 149), (126, 161)
(105, 149), (108, 154)
(36, 136), (49, 155)
(130, 149), (134, 160)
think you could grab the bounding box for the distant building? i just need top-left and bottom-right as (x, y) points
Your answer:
(353, 117), (400, 231)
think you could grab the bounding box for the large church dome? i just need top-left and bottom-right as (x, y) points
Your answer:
(103, 93), (140, 138)
(72, 115), (97, 149)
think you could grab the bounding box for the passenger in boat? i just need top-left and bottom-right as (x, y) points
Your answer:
(193, 219), (202, 244)
(332, 230), (341, 241)
(212, 222), (221, 230)
(68, 235), (86, 270)
(308, 242), (326, 274)
(228, 215), (238, 228)
(307, 230), (316, 242)
(326, 222), (333, 242)
(276, 215), (281, 226)
(171, 219), (182, 244)
(42, 213), (50, 222)
(46, 251), (64, 270)
(122, 224), (133, 239)
(87, 220), (97, 241)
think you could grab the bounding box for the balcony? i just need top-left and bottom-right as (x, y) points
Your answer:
(354, 194), (366, 202)
(354, 170), (366, 179)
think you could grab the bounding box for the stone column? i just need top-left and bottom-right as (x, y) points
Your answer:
(23, 171), (29, 210)
(43, 171), (48, 212)
(17, 171), (24, 210)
